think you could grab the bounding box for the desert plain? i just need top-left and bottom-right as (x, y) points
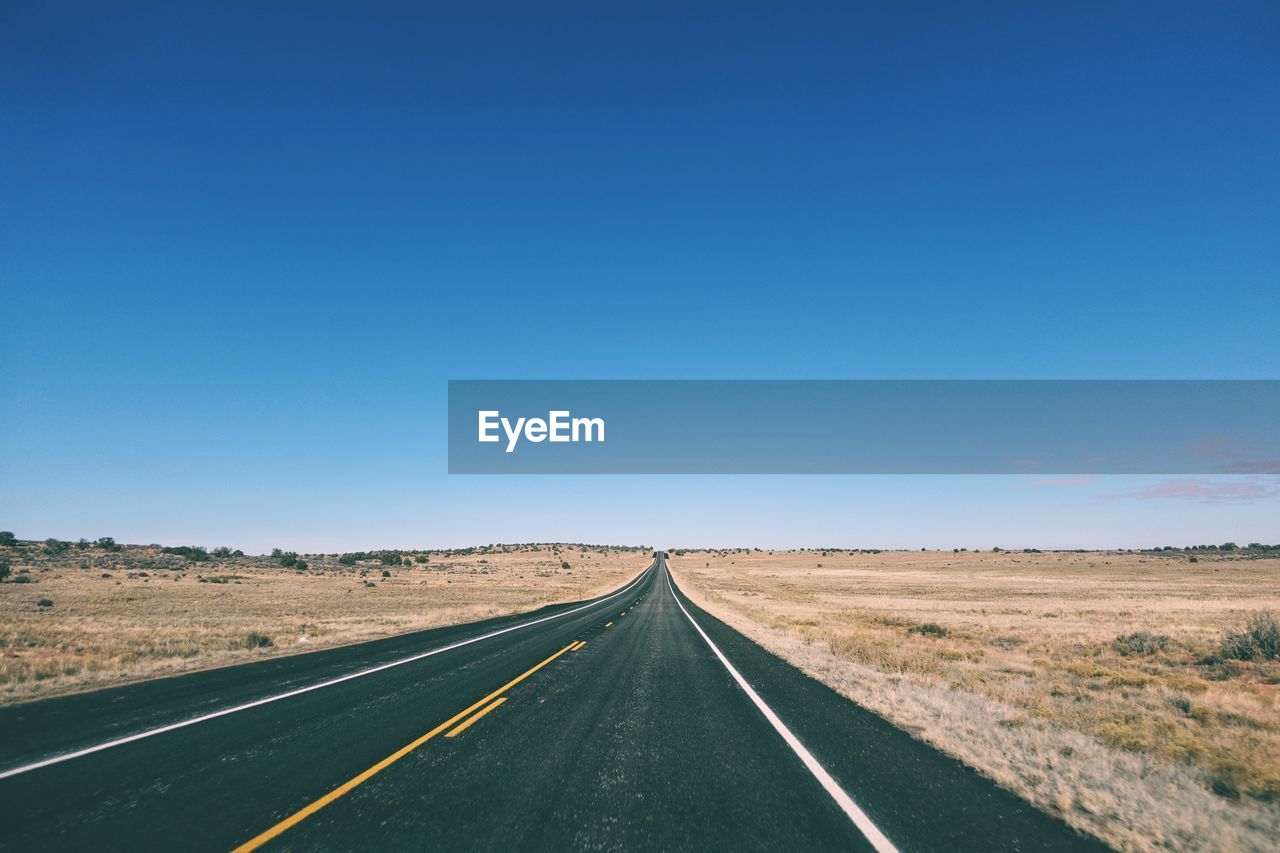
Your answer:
(0, 539), (643, 705)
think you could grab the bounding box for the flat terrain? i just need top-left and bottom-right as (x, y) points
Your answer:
(0, 542), (643, 705)
(667, 548), (1280, 852)
(0, 557), (1098, 852)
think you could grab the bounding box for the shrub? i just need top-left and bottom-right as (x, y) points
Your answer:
(338, 554), (358, 566)
(211, 546), (233, 558)
(36, 598), (54, 608)
(381, 569), (391, 578)
(378, 552), (401, 566)
(910, 623), (948, 637)
(1219, 613), (1280, 661)
(1112, 632), (1170, 655)
(278, 552), (298, 568)
(0, 531), (16, 547)
(1206, 660), (1243, 680)
(0, 559), (9, 580)
(243, 631), (273, 649)
(294, 560), (308, 571)
(561, 561), (571, 570)
(162, 545), (209, 562)
(11, 574), (32, 584)
(414, 555), (429, 564)
(44, 538), (70, 555)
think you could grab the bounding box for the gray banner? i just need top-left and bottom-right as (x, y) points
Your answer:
(448, 380), (1280, 475)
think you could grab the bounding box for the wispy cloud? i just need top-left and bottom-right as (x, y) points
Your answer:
(1188, 436), (1280, 474)
(1113, 477), (1279, 503)
(1219, 459), (1280, 475)
(1190, 436), (1263, 459)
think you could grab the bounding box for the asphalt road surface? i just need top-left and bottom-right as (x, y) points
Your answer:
(0, 555), (1107, 852)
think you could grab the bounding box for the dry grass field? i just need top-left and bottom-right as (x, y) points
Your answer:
(668, 548), (1280, 853)
(0, 539), (646, 706)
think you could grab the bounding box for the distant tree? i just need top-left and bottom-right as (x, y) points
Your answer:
(294, 560), (308, 571)
(338, 554), (358, 566)
(95, 536), (120, 551)
(211, 546), (233, 559)
(44, 538), (70, 555)
(0, 531), (16, 547)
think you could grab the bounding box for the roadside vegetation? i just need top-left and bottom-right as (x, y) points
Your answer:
(0, 534), (647, 705)
(668, 547), (1280, 853)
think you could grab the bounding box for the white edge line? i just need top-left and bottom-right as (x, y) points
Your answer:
(0, 561), (656, 781)
(663, 565), (899, 853)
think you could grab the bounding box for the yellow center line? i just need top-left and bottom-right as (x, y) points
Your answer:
(231, 641), (579, 852)
(571, 640), (587, 651)
(605, 621), (613, 628)
(444, 697), (506, 738)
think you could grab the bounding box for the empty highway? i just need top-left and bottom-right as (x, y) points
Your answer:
(0, 555), (1104, 851)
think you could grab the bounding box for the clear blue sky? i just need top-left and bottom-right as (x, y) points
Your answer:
(3, 2), (1277, 552)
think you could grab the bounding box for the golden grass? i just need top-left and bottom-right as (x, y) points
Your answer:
(668, 548), (1280, 853)
(0, 543), (644, 705)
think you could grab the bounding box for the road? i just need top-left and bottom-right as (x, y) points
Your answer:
(0, 555), (1106, 851)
